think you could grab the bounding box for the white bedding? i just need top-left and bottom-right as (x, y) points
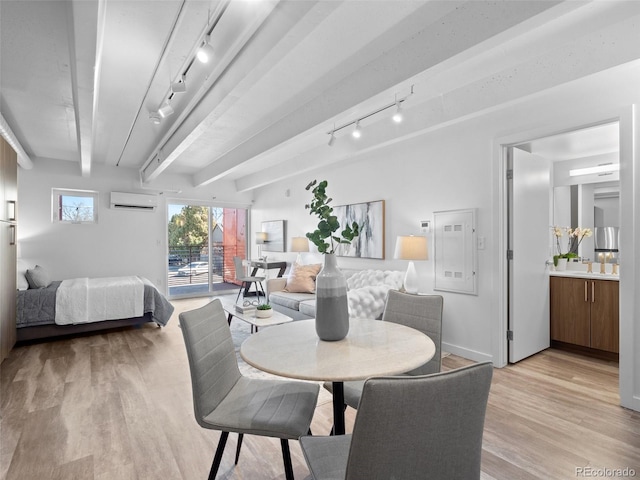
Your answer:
(55, 276), (144, 325)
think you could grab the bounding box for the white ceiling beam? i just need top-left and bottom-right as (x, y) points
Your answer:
(233, 5), (640, 191)
(0, 114), (33, 169)
(192, 0), (561, 187)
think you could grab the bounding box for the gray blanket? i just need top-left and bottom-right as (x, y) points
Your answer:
(17, 276), (174, 328)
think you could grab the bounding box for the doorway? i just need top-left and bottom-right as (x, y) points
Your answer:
(505, 121), (620, 364)
(167, 202), (249, 299)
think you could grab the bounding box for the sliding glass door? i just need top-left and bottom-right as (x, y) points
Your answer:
(167, 202), (248, 298)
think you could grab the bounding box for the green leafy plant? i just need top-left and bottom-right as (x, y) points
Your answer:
(256, 303), (272, 310)
(305, 180), (360, 254)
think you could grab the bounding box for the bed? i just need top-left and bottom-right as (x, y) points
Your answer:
(16, 274), (174, 342)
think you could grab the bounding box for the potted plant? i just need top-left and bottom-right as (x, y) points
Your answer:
(305, 180), (360, 341)
(552, 226), (592, 270)
(255, 303), (273, 318)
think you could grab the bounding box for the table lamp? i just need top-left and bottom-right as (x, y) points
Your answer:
(291, 236), (310, 263)
(256, 231), (268, 259)
(394, 235), (429, 294)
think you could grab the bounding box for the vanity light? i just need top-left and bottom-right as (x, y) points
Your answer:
(569, 163), (619, 177)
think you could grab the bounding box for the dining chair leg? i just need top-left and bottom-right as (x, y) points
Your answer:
(234, 433), (244, 464)
(280, 439), (294, 480)
(209, 431), (229, 480)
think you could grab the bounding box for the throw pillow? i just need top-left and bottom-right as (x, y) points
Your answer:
(25, 265), (52, 289)
(284, 263), (322, 293)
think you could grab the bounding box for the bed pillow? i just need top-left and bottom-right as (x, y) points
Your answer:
(25, 265), (52, 289)
(17, 260), (31, 291)
(284, 263), (322, 293)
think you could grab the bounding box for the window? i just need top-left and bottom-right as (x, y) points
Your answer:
(52, 188), (99, 224)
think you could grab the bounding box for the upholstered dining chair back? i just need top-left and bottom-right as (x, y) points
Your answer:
(179, 299), (242, 428)
(382, 289), (443, 375)
(302, 363), (493, 480)
(344, 363), (493, 480)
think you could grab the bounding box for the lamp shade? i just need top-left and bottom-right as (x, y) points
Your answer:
(255, 231), (268, 244)
(291, 237), (310, 253)
(394, 235), (428, 261)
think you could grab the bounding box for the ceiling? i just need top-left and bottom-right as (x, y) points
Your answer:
(2, 0), (640, 193)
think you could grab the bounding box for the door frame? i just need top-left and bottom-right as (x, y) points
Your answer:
(493, 106), (638, 410)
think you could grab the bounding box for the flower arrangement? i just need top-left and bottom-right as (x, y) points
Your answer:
(305, 180), (360, 254)
(552, 226), (593, 264)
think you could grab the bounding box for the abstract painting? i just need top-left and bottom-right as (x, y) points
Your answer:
(334, 200), (385, 259)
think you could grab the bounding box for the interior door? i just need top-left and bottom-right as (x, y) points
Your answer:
(508, 147), (552, 362)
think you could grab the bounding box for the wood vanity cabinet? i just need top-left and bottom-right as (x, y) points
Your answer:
(550, 276), (619, 354)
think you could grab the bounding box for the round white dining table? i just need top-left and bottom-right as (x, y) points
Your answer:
(240, 318), (435, 435)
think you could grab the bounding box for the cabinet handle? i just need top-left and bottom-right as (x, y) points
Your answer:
(9, 224), (16, 245)
(591, 281), (595, 303)
(584, 281), (588, 302)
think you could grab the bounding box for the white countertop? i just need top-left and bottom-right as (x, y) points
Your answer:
(549, 270), (619, 281)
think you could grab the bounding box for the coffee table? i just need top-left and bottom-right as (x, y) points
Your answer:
(220, 298), (293, 333)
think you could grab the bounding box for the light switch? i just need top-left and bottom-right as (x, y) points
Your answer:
(477, 237), (486, 250)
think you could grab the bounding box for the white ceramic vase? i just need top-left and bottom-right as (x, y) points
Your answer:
(315, 253), (349, 341)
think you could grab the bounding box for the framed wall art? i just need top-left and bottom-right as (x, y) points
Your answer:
(334, 200), (385, 259)
(261, 220), (285, 252)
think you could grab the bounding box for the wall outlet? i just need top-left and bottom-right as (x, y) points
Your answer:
(477, 236), (486, 250)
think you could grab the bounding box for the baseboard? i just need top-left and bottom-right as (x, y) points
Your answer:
(442, 342), (494, 365)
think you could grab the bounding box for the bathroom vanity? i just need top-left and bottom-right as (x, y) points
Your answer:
(549, 270), (619, 357)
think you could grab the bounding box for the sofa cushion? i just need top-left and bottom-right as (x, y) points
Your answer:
(299, 300), (316, 317)
(270, 290), (315, 311)
(348, 285), (394, 319)
(284, 263), (322, 293)
(347, 269), (403, 290)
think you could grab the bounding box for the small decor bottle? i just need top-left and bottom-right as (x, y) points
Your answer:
(315, 253), (349, 341)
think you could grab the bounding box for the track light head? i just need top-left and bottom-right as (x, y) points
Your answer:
(158, 102), (174, 118)
(171, 75), (187, 93)
(197, 35), (214, 63)
(352, 120), (362, 138)
(149, 112), (161, 125)
(328, 131), (336, 146)
(392, 101), (403, 123)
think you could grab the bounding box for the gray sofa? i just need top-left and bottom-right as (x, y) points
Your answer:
(267, 269), (405, 321)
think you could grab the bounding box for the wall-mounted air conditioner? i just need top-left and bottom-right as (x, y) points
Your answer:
(110, 192), (158, 211)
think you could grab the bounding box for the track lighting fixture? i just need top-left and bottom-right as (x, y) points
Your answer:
(197, 35), (214, 63)
(328, 129), (336, 146)
(149, 112), (161, 125)
(352, 121), (362, 138)
(325, 85), (414, 146)
(158, 101), (174, 118)
(392, 100), (403, 123)
(171, 75), (187, 93)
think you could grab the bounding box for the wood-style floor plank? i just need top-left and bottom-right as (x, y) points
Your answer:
(1, 297), (638, 479)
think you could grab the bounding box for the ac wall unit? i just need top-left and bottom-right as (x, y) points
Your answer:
(110, 192), (158, 211)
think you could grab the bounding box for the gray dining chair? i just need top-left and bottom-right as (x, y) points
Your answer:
(233, 256), (266, 304)
(301, 362), (493, 480)
(179, 299), (319, 480)
(325, 289), (443, 410)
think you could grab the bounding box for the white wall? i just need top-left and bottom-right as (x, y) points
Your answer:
(251, 119), (496, 363)
(17, 159), (253, 293)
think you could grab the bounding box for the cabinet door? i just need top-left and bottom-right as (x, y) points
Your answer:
(590, 280), (619, 353)
(550, 276), (590, 347)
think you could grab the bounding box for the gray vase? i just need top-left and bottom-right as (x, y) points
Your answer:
(315, 253), (349, 341)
